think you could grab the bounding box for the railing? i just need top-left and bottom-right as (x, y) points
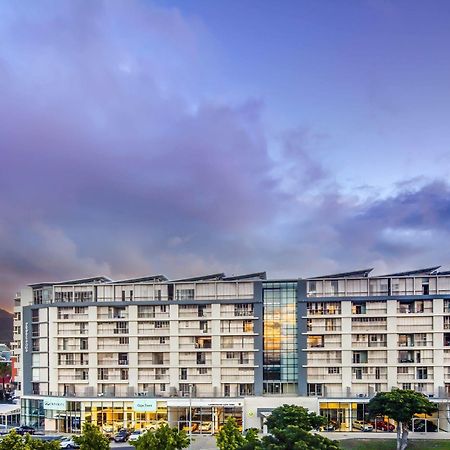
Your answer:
(137, 313), (170, 319)
(398, 341), (433, 347)
(57, 313), (89, 320)
(58, 345), (89, 351)
(97, 313), (129, 319)
(57, 329), (89, 335)
(58, 360), (89, 366)
(352, 341), (387, 348)
(137, 359), (169, 365)
(307, 310), (342, 316)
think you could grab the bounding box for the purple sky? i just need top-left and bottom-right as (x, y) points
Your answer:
(1, 0), (450, 310)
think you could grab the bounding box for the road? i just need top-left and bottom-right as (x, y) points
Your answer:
(110, 435), (217, 449)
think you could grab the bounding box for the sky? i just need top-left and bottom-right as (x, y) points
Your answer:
(1, 0), (450, 310)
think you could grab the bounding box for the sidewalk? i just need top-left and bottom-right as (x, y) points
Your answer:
(320, 431), (450, 440)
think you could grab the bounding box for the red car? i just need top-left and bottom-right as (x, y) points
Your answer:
(370, 420), (395, 431)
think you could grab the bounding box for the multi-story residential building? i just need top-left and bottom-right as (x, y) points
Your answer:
(12, 268), (450, 434)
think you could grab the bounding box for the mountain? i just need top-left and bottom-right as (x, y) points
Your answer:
(0, 309), (13, 345)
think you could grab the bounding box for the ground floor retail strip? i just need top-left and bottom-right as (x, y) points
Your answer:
(20, 398), (450, 434)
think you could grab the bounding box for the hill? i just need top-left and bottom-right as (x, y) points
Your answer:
(0, 309), (13, 345)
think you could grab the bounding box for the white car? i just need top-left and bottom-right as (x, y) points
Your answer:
(59, 437), (80, 449)
(128, 430), (146, 442)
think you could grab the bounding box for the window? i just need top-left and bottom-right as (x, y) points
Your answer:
(176, 289), (195, 300)
(160, 305), (167, 313)
(417, 367), (428, 380)
(352, 351), (368, 364)
(199, 321), (208, 333)
(196, 353), (206, 365)
(119, 337), (129, 345)
(352, 302), (366, 314)
(180, 368), (187, 380)
(234, 304), (253, 316)
(330, 280), (338, 295)
(114, 322), (128, 334)
(397, 367), (409, 374)
(120, 369), (128, 380)
(402, 383), (412, 390)
(239, 384), (254, 395)
(155, 321), (169, 328)
(80, 338), (88, 350)
(307, 383), (323, 396)
(152, 353), (164, 365)
(32, 309), (40, 323)
(328, 367), (340, 374)
(307, 335), (324, 348)
(197, 368), (208, 375)
(160, 384), (166, 392)
(224, 384), (230, 397)
(159, 337), (167, 344)
(243, 320), (253, 332)
(195, 337), (211, 349)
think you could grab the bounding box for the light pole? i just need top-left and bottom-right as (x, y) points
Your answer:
(188, 383), (193, 448)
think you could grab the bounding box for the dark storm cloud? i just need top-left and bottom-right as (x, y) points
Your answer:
(0, 1), (449, 309)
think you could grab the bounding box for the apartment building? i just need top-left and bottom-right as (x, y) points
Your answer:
(12, 267), (450, 433)
(305, 267), (450, 431)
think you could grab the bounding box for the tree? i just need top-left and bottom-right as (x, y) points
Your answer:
(259, 404), (340, 450)
(130, 424), (189, 450)
(72, 422), (110, 450)
(216, 417), (246, 450)
(368, 389), (438, 450)
(265, 404), (326, 432)
(0, 430), (59, 450)
(0, 362), (11, 399)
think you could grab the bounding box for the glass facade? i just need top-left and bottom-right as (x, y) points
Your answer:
(21, 399), (242, 435)
(319, 401), (444, 432)
(262, 282), (298, 394)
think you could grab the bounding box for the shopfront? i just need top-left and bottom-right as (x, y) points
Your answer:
(22, 397), (243, 434)
(319, 401), (447, 432)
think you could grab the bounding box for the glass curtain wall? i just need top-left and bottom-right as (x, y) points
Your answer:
(262, 282), (298, 394)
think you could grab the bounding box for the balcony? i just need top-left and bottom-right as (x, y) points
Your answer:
(57, 313), (89, 320)
(98, 313), (129, 320)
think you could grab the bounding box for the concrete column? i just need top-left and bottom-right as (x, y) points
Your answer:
(386, 300), (398, 390)
(211, 303), (221, 396)
(169, 304), (179, 393)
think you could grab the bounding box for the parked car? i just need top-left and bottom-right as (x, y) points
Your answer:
(15, 425), (36, 435)
(352, 420), (373, 431)
(59, 437), (80, 449)
(199, 421), (212, 432)
(147, 419), (168, 430)
(370, 419), (395, 431)
(113, 429), (130, 442)
(182, 422), (198, 433)
(128, 430), (146, 442)
(413, 420), (438, 432)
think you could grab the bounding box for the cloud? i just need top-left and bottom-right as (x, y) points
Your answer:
(0, 1), (449, 310)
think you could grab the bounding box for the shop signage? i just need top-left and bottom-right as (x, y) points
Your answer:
(24, 322), (29, 353)
(133, 399), (157, 412)
(43, 397), (67, 410)
(167, 399), (243, 407)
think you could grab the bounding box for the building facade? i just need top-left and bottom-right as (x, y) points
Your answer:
(12, 268), (450, 433)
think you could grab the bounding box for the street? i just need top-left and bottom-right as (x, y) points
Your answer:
(110, 435), (217, 449)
